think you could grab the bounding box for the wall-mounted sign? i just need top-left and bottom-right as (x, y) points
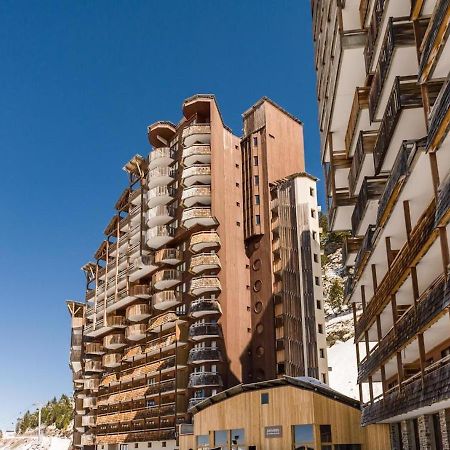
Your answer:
(264, 425), (283, 438)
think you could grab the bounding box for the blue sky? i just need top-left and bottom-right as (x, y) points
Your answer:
(0, 1), (320, 429)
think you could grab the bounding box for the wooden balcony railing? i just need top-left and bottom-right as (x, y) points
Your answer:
(342, 236), (363, 266)
(351, 176), (388, 235)
(362, 354), (450, 425)
(348, 130), (378, 195)
(364, 0), (388, 72)
(353, 225), (378, 281)
(345, 87), (371, 154)
(435, 173), (450, 227)
(328, 190), (357, 230)
(427, 77), (450, 152)
(96, 429), (176, 445)
(373, 77), (423, 173)
(376, 139), (425, 227)
(355, 200), (437, 339)
(419, 0), (450, 81)
(358, 275), (449, 383)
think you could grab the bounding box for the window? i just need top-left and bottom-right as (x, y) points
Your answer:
(134, 444), (139, 449)
(314, 253), (319, 263)
(235, 163), (239, 168)
(334, 446), (361, 450)
(236, 201), (240, 207)
(320, 348), (325, 358)
(255, 215), (261, 225)
(261, 392), (269, 404)
(254, 156), (259, 166)
(231, 429), (245, 445)
(161, 443), (166, 448)
(253, 136), (258, 146)
(119, 445), (128, 450)
(147, 443), (151, 448)
(293, 424), (314, 449)
(236, 182), (240, 187)
(318, 323), (323, 334)
(214, 430), (228, 447)
(315, 276), (320, 286)
(310, 187), (315, 196)
(255, 194), (260, 205)
(321, 373), (327, 383)
(236, 221), (241, 227)
(320, 425), (332, 444)
(316, 300), (322, 309)
(311, 209), (316, 218)
(254, 175), (259, 186)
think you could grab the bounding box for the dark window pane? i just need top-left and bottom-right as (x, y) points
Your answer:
(320, 425), (332, 443)
(293, 424), (314, 443)
(261, 392), (269, 404)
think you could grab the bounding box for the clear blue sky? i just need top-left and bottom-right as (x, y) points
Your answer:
(0, 1), (320, 430)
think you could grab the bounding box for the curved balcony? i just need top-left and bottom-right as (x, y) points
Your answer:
(189, 231), (221, 253)
(147, 121), (176, 148)
(84, 360), (103, 373)
(182, 123), (211, 147)
(152, 269), (182, 290)
(125, 323), (147, 341)
(130, 255), (157, 282)
(82, 397), (97, 410)
(181, 165), (211, 187)
(147, 204), (175, 228)
(146, 225), (175, 249)
(102, 353), (122, 368)
(84, 378), (100, 392)
(147, 185), (174, 209)
(189, 322), (221, 341)
(182, 144), (211, 167)
(188, 397), (206, 410)
(155, 248), (183, 265)
(103, 332), (126, 350)
(182, 186), (211, 207)
(129, 284), (151, 299)
(84, 342), (105, 355)
(148, 147), (174, 170)
(152, 290), (182, 311)
(80, 434), (95, 447)
(189, 253), (221, 274)
(148, 312), (179, 332)
(189, 299), (221, 318)
(188, 371), (223, 389)
(188, 347), (222, 365)
(105, 315), (126, 328)
(182, 207), (215, 229)
(81, 415), (96, 428)
(147, 166), (175, 189)
(190, 276), (221, 297)
(126, 302), (151, 322)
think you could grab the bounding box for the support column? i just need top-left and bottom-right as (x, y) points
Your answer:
(371, 264), (378, 292)
(403, 200), (412, 242)
(352, 303), (364, 404)
(411, 266), (420, 308)
(439, 409), (450, 450)
(390, 423), (402, 450)
(439, 227), (449, 277)
(429, 152), (440, 201)
(418, 415), (433, 450)
(401, 420), (414, 450)
(418, 333), (426, 383)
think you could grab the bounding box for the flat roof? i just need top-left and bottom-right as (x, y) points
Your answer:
(190, 376), (361, 414)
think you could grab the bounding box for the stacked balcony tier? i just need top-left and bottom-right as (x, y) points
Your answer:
(181, 165), (211, 187)
(152, 269), (182, 290)
(189, 253), (221, 274)
(189, 276), (221, 296)
(148, 147), (174, 170)
(189, 231), (221, 253)
(147, 185), (174, 209)
(125, 323), (147, 341)
(152, 290), (182, 311)
(103, 332), (126, 350)
(182, 207), (216, 229)
(189, 299), (221, 318)
(147, 166), (175, 189)
(189, 322), (221, 341)
(126, 302), (151, 322)
(146, 225), (175, 249)
(155, 248), (182, 265)
(188, 347), (222, 365)
(182, 144), (211, 167)
(188, 371), (223, 388)
(147, 204), (175, 228)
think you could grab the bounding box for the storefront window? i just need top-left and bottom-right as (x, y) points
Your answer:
(196, 434), (209, 449)
(231, 428), (245, 447)
(214, 430), (228, 448)
(293, 424), (314, 450)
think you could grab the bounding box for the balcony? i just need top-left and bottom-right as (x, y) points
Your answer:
(155, 248), (183, 266)
(75, 398), (85, 414)
(148, 147), (174, 170)
(80, 434), (95, 447)
(345, 87), (371, 155)
(83, 396), (97, 410)
(147, 204), (175, 228)
(189, 298), (221, 318)
(369, 19), (416, 121)
(152, 269), (182, 290)
(181, 165), (211, 187)
(85, 360), (103, 373)
(189, 231), (221, 253)
(419, 0), (450, 82)
(85, 342), (105, 355)
(147, 121), (176, 149)
(148, 312), (179, 333)
(74, 415), (84, 432)
(373, 77), (426, 174)
(188, 397), (206, 410)
(189, 322), (221, 341)
(182, 144), (211, 167)
(189, 253), (221, 274)
(147, 166), (175, 190)
(182, 207), (216, 229)
(435, 173), (450, 227)
(181, 123), (211, 147)
(84, 378), (100, 392)
(190, 276), (221, 297)
(188, 347), (222, 365)
(188, 371), (223, 388)
(353, 225), (378, 280)
(147, 185), (174, 209)
(351, 176), (388, 236)
(182, 186), (211, 207)
(348, 130), (378, 195)
(152, 290), (182, 311)
(125, 323), (147, 341)
(358, 275), (449, 384)
(82, 415), (96, 428)
(129, 284), (151, 299)
(342, 236), (363, 267)
(128, 187), (144, 206)
(126, 303), (151, 322)
(328, 190), (357, 232)
(102, 353), (122, 368)
(428, 77), (450, 153)
(146, 225), (175, 249)
(103, 332), (126, 350)
(362, 356), (450, 425)
(129, 255), (157, 282)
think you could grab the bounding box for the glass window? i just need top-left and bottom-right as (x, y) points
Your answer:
(214, 430), (228, 447)
(231, 428), (245, 445)
(319, 425), (332, 443)
(254, 175), (259, 186)
(255, 195), (260, 205)
(196, 435), (209, 448)
(253, 137), (258, 146)
(254, 156), (259, 166)
(293, 424), (314, 450)
(261, 392), (269, 404)
(255, 215), (261, 225)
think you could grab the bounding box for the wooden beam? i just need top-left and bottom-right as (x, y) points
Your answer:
(385, 237), (394, 268)
(371, 264), (378, 292)
(391, 295), (398, 331)
(411, 266), (420, 307)
(439, 227), (450, 277)
(376, 315), (382, 343)
(396, 351), (404, 389)
(418, 333), (426, 384)
(403, 200), (412, 242)
(429, 152), (440, 201)
(361, 285), (366, 311)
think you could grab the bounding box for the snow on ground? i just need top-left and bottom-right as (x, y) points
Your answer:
(0, 436), (70, 450)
